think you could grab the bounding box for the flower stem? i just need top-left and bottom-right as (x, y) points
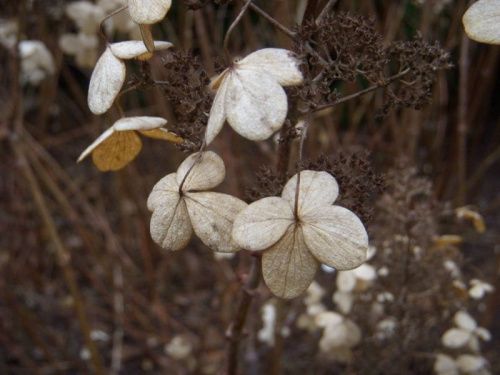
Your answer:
(222, 0), (254, 66)
(225, 252), (262, 375)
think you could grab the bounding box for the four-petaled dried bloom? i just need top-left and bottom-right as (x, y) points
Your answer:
(148, 151), (247, 252)
(206, 48), (303, 145)
(463, 0), (500, 44)
(232, 170), (368, 299)
(88, 40), (173, 115)
(78, 116), (182, 171)
(441, 310), (491, 351)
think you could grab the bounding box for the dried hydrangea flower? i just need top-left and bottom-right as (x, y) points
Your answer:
(88, 40), (173, 115)
(206, 48), (303, 145)
(148, 151), (247, 252)
(463, 0), (500, 44)
(434, 353), (491, 375)
(19, 40), (55, 85)
(78, 116), (182, 171)
(441, 310), (491, 351)
(468, 279), (494, 300)
(232, 170), (368, 299)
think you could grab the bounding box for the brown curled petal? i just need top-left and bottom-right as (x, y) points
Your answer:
(91, 130), (142, 172)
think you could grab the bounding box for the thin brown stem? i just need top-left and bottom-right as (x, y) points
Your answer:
(310, 69), (411, 114)
(223, 0), (253, 66)
(243, 1), (296, 39)
(316, 0), (338, 24)
(99, 5), (128, 46)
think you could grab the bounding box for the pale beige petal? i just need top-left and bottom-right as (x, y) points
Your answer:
(302, 205), (368, 270)
(150, 197), (193, 251)
(281, 171), (339, 213)
(237, 48), (303, 86)
(185, 192), (247, 253)
(262, 226), (319, 299)
(114, 116), (167, 131)
(147, 173), (179, 211)
(176, 151), (225, 191)
(463, 0), (500, 44)
(442, 328), (472, 349)
(128, 0), (172, 24)
(225, 69), (288, 141)
(77, 127), (115, 163)
(110, 40), (173, 59)
(205, 73), (229, 145)
(88, 47), (125, 115)
(139, 128), (183, 142)
(91, 130), (142, 171)
(232, 197), (294, 251)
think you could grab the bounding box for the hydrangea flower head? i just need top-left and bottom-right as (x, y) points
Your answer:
(148, 152), (247, 252)
(206, 48), (303, 145)
(232, 170), (368, 299)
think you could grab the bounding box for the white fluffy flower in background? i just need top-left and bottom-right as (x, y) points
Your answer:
(0, 19), (18, 49)
(205, 48), (303, 145)
(441, 311), (491, 351)
(232, 170), (368, 299)
(77, 116), (182, 171)
(434, 353), (491, 375)
(468, 279), (494, 300)
(148, 152), (247, 253)
(60, 33), (100, 68)
(315, 311), (361, 363)
(463, 0), (500, 44)
(19, 41), (55, 85)
(87, 40), (173, 114)
(258, 302), (277, 346)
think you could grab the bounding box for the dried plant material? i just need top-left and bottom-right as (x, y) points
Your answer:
(441, 311), (491, 351)
(78, 116), (182, 171)
(233, 170), (368, 299)
(455, 206), (486, 233)
(128, 0), (172, 25)
(434, 354), (491, 375)
(205, 48), (303, 145)
(148, 152), (247, 252)
(463, 0), (500, 44)
(468, 279), (494, 300)
(88, 41), (173, 114)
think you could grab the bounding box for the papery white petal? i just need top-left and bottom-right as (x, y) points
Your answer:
(262, 226), (318, 299)
(150, 197), (193, 251)
(281, 171), (339, 212)
(176, 151), (225, 191)
(205, 71), (229, 145)
(232, 197), (294, 251)
(456, 354), (488, 372)
(185, 192), (247, 253)
(302, 205), (368, 270)
(110, 40), (173, 59)
(463, 0), (500, 44)
(225, 69), (288, 141)
(128, 0), (172, 24)
(237, 48), (303, 86)
(77, 127), (116, 163)
(441, 328), (471, 348)
(353, 264), (377, 281)
(88, 47), (125, 114)
(454, 311), (477, 331)
(434, 354), (459, 375)
(114, 116), (167, 131)
(147, 173), (178, 211)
